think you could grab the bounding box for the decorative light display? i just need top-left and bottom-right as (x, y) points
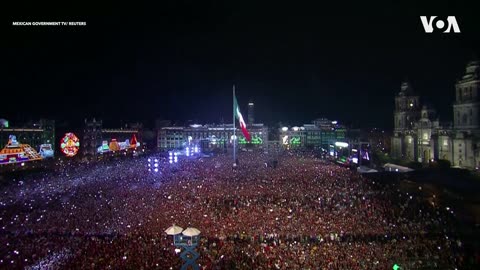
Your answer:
(289, 137), (301, 145)
(239, 136), (263, 145)
(60, 133), (80, 157)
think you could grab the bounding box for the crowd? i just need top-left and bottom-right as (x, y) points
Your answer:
(0, 149), (474, 269)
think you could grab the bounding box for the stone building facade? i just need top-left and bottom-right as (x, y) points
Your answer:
(391, 60), (480, 169)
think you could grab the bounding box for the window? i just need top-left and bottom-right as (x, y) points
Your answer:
(443, 140), (448, 146)
(423, 133), (428, 140)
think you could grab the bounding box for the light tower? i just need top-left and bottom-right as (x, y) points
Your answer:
(248, 101), (255, 125)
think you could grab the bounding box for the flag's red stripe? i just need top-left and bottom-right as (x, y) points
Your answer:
(240, 124), (251, 141)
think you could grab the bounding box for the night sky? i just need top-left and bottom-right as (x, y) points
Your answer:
(2, 1), (480, 129)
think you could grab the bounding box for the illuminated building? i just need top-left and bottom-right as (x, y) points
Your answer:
(82, 118), (103, 156)
(279, 118), (347, 150)
(157, 123), (268, 151)
(0, 119), (55, 155)
(391, 60), (480, 168)
(82, 118), (142, 156)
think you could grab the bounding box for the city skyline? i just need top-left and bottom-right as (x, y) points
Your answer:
(2, 1), (480, 128)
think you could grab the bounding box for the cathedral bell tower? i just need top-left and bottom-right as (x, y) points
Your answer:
(453, 60), (480, 131)
(394, 81), (421, 131)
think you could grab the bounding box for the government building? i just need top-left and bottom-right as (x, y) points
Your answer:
(279, 118), (347, 150)
(391, 60), (480, 169)
(156, 102), (269, 151)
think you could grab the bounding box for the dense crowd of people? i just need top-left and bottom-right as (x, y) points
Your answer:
(0, 149), (474, 269)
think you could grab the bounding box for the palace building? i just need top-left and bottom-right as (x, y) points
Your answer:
(391, 60), (480, 168)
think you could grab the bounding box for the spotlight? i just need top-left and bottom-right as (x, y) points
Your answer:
(169, 159), (173, 164)
(154, 168), (158, 172)
(148, 158), (151, 162)
(154, 163), (158, 168)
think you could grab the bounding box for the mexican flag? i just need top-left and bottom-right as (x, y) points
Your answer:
(234, 94), (251, 141)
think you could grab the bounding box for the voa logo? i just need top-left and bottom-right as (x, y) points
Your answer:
(420, 16), (460, 33)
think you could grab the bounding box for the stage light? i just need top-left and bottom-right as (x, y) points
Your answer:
(154, 168), (158, 172)
(334, 142), (348, 148)
(169, 160), (173, 164)
(154, 163), (158, 168)
(154, 159), (158, 162)
(148, 158), (151, 162)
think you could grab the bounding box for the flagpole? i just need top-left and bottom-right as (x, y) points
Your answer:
(233, 84), (236, 166)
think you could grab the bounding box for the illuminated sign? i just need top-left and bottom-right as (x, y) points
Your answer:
(60, 133), (80, 157)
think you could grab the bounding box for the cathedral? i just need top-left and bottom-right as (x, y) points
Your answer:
(391, 60), (480, 169)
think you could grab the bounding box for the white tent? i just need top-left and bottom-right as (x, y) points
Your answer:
(182, 227), (201, 237)
(383, 163), (414, 172)
(165, 224), (184, 235)
(357, 166), (378, 173)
